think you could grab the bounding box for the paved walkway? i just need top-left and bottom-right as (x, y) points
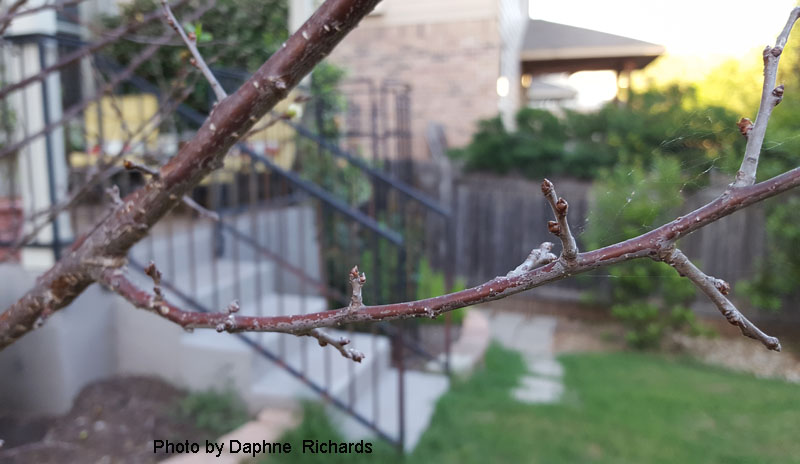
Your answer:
(162, 405), (300, 464)
(482, 310), (564, 404)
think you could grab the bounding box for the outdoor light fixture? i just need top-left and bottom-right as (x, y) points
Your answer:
(496, 76), (510, 97)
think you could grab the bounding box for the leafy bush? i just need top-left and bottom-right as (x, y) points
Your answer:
(415, 257), (468, 325)
(738, 196), (800, 311)
(449, 109), (583, 179)
(451, 85), (744, 183)
(583, 156), (711, 349)
(175, 388), (249, 439)
(729, 34), (800, 312)
(451, 83), (745, 347)
(99, 0), (287, 109)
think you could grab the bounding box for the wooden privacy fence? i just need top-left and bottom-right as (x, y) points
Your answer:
(401, 161), (769, 302)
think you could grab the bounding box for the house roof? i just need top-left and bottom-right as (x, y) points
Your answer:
(521, 20), (665, 74)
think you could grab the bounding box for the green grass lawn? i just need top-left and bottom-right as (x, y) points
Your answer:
(268, 345), (800, 463)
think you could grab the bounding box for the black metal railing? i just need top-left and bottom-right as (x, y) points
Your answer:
(0, 32), (457, 450)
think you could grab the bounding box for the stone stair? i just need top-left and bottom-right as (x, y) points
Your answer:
(114, 204), (451, 452)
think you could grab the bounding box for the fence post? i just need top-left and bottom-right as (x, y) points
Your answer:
(396, 320), (406, 454)
(37, 39), (62, 260)
(6, 35), (73, 267)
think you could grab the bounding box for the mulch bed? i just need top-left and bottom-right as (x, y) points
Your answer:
(0, 376), (210, 464)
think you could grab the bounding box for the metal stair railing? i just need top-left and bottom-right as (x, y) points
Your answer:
(1, 34), (457, 451)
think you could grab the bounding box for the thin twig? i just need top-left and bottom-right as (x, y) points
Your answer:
(3, 73), (197, 257)
(0, 0), (84, 34)
(0, 0), (29, 35)
(180, 195), (219, 221)
(0, 6), (208, 162)
(0, 0), (386, 350)
(123, 160), (160, 178)
(305, 329), (365, 362)
(2, 1), (799, 355)
(143, 260), (165, 306)
(659, 247), (780, 351)
(0, 0), (191, 101)
(86, 167), (800, 355)
(506, 242), (557, 277)
(347, 265), (366, 313)
(160, 0), (227, 102)
(122, 158), (221, 222)
(105, 185), (123, 207)
(733, 7), (800, 187)
(541, 179), (578, 261)
(100, 265), (365, 361)
(243, 111), (293, 138)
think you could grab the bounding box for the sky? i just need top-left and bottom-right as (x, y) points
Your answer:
(528, 0), (799, 108)
(529, 0), (798, 56)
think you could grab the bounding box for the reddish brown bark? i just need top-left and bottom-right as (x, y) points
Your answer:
(0, 0), (382, 349)
(2, 2), (799, 356)
(99, 167), (800, 352)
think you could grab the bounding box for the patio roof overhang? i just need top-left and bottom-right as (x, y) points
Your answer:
(521, 20), (665, 75)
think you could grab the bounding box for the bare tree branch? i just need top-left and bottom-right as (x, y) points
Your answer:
(305, 329), (365, 362)
(160, 0), (227, 102)
(87, 170), (800, 356)
(0, 0), (213, 161)
(733, 7), (800, 187)
(0, 0), (29, 35)
(2, 72), (198, 258)
(1, 2), (799, 357)
(0, 0), (384, 350)
(0, 0), (85, 34)
(99, 263), (367, 361)
(659, 247), (780, 351)
(179, 195), (219, 221)
(0, 0), (190, 101)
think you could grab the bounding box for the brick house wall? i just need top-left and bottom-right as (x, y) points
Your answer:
(329, 18), (501, 159)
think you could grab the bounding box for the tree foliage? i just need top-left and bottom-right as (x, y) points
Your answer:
(583, 156), (709, 348)
(694, 34), (800, 312)
(450, 85), (745, 183)
(452, 81), (755, 347)
(99, 0), (287, 109)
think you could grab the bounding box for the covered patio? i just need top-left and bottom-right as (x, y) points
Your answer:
(520, 20), (665, 106)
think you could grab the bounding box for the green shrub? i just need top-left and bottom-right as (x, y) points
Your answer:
(415, 257), (468, 325)
(450, 85), (743, 183)
(738, 196), (800, 311)
(175, 388), (249, 439)
(583, 156), (711, 349)
(100, 0), (288, 110)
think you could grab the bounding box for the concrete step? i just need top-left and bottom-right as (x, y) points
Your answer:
(131, 221), (216, 273)
(128, 207), (323, 309)
(169, 292), (328, 392)
(125, 257), (276, 312)
(330, 368), (449, 452)
(247, 330), (391, 410)
(223, 205), (322, 295)
(224, 205), (319, 261)
(133, 205), (321, 289)
(175, 330), (259, 394)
